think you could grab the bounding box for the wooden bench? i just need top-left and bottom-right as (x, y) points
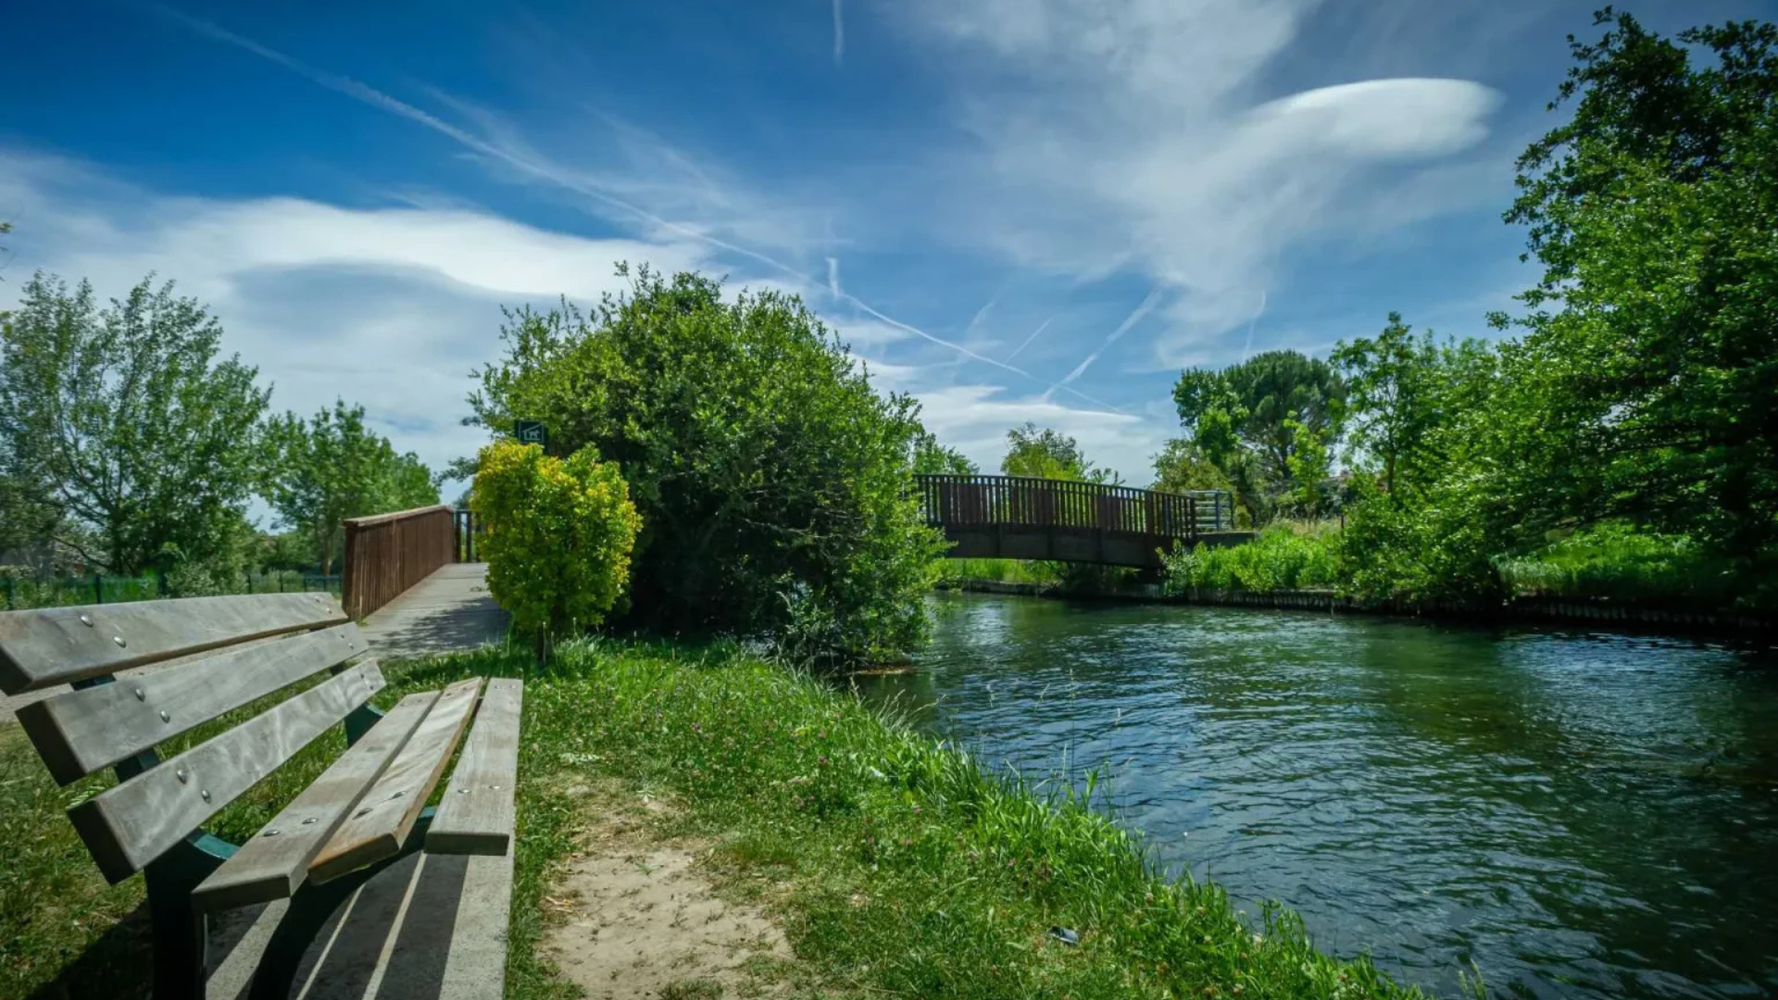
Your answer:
(0, 593), (523, 999)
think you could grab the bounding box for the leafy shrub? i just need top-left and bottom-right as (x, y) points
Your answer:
(469, 266), (946, 663)
(471, 441), (641, 652)
(1493, 521), (1754, 608)
(1334, 480), (1502, 603)
(1163, 522), (1340, 594)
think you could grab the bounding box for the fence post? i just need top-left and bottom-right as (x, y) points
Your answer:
(93, 573), (103, 605)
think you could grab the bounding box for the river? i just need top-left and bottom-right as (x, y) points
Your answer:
(849, 593), (1778, 1000)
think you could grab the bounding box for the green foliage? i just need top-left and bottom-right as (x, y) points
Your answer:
(258, 531), (318, 572)
(1148, 438), (1233, 494)
(1000, 422), (1114, 482)
(1495, 521), (1749, 608)
(1173, 350), (1344, 490)
(1336, 477), (1501, 603)
(263, 400), (442, 573)
(1281, 419), (1331, 517)
(468, 266), (945, 664)
(932, 558), (1060, 586)
(1163, 524), (1341, 594)
(471, 441), (641, 651)
(1329, 313), (1491, 499)
(1494, 9), (1778, 559)
(0, 273), (268, 574)
(912, 431), (978, 476)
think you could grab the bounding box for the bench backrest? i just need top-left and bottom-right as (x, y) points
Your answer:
(0, 594), (382, 883)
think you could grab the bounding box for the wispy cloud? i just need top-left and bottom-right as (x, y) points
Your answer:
(832, 0), (846, 67)
(1003, 317), (1052, 364)
(826, 256), (841, 297)
(899, 0), (1507, 366)
(1058, 287), (1163, 387)
(141, 0), (1129, 413)
(0, 150), (715, 488)
(1239, 288), (1267, 361)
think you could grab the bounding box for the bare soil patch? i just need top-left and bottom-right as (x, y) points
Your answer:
(543, 784), (793, 1000)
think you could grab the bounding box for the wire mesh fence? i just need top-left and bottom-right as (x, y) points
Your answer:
(0, 570), (342, 611)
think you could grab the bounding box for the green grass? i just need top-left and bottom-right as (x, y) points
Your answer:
(1163, 522), (1340, 594)
(1493, 522), (1747, 608)
(1, 640), (1434, 1000)
(934, 558), (1062, 586)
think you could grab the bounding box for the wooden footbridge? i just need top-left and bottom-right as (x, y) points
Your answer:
(915, 474), (1249, 569)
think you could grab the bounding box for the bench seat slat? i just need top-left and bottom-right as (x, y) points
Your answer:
(67, 660), (386, 884)
(191, 690), (440, 912)
(427, 678), (523, 855)
(16, 624), (367, 785)
(309, 677), (481, 884)
(0, 593), (348, 695)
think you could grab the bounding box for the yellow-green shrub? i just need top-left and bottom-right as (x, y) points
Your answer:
(471, 441), (641, 649)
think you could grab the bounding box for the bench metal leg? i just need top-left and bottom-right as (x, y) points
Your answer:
(144, 831), (237, 1000)
(343, 701), (385, 747)
(246, 809), (435, 1000)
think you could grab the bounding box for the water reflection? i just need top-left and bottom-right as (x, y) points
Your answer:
(850, 594), (1778, 1000)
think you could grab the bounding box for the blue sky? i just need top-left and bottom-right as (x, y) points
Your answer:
(2, 0), (1764, 490)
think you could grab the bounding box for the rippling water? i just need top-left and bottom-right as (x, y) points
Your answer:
(849, 594), (1778, 1000)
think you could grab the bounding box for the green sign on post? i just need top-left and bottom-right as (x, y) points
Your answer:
(515, 420), (548, 450)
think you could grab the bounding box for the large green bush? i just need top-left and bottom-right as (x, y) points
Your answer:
(469, 266), (945, 663)
(471, 440), (641, 655)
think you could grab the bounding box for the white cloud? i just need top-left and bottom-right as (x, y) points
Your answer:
(2, 150), (1161, 500)
(0, 150), (720, 503)
(909, 383), (1166, 483)
(900, 0), (1505, 367)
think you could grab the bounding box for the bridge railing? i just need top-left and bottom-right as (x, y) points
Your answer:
(341, 504), (457, 619)
(914, 475), (1233, 537)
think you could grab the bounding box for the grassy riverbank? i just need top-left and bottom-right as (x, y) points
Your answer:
(0, 639), (1438, 1000)
(1163, 520), (1769, 614)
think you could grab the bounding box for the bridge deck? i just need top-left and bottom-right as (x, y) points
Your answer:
(357, 562), (509, 660)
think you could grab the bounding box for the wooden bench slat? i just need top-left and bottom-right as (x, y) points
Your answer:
(15, 624), (368, 785)
(190, 690), (440, 912)
(426, 678), (523, 855)
(0, 593), (348, 695)
(308, 677), (481, 884)
(67, 660), (386, 884)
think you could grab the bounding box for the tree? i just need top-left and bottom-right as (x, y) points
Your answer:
(1281, 419), (1332, 517)
(1149, 438), (1233, 494)
(472, 441), (641, 660)
(1493, 9), (1778, 557)
(1330, 314), (1496, 499)
(1172, 350), (1344, 494)
(0, 273), (268, 573)
(468, 265), (946, 663)
(911, 431), (978, 476)
(1001, 423), (1115, 482)
(263, 400), (443, 573)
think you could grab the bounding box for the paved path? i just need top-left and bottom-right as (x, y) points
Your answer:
(359, 563), (509, 661)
